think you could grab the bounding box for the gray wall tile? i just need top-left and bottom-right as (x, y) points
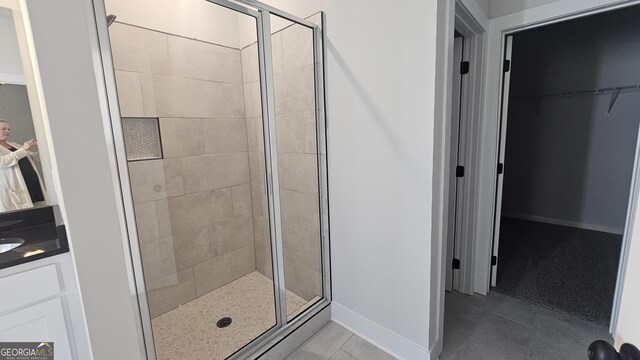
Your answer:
(283, 255), (322, 301)
(128, 159), (167, 202)
(109, 23), (169, 74)
(275, 111), (317, 154)
(212, 215), (255, 256)
(114, 70), (144, 117)
(152, 75), (245, 119)
(249, 152), (267, 185)
(232, 184), (252, 216)
(274, 66), (316, 115)
(283, 223), (321, 273)
(181, 153), (250, 193)
(282, 24), (314, 72)
(280, 189), (320, 232)
(243, 81), (263, 118)
(162, 158), (184, 197)
(167, 192), (212, 234)
(172, 225), (214, 271)
(133, 200), (159, 244)
(159, 118), (204, 158)
(147, 268), (196, 318)
(241, 43), (260, 84)
(246, 116), (265, 153)
(141, 236), (179, 291)
(166, 35), (242, 84)
(278, 152), (319, 194)
(203, 119), (249, 154)
(193, 244), (256, 297)
(255, 243), (273, 279)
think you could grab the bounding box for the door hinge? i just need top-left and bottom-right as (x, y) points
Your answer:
(456, 165), (465, 178)
(497, 163), (504, 175)
(503, 59), (511, 72)
(460, 61), (470, 75)
(491, 255), (498, 266)
(452, 258), (461, 270)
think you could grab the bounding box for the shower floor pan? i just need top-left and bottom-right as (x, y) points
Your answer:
(151, 271), (308, 360)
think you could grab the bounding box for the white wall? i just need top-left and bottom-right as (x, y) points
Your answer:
(320, 1), (436, 357)
(476, 0), (640, 348)
(0, 11), (24, 81)
(474, 0), (491, 17)
(488, 0), (559, 18)
(501, 11), (640, 234)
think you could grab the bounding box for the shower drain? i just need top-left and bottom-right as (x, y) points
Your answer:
(216, 317), (233, 328)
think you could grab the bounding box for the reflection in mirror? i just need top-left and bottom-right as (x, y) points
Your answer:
(0, 6), (49, 213)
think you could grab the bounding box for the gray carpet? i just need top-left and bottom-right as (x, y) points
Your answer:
(493, 217), (622, 326)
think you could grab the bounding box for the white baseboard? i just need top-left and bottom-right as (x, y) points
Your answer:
(502, 212), (624, 235)
(331, 302), (431, 360)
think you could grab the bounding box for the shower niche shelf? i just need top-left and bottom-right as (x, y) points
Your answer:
(122, 117), (163, 161)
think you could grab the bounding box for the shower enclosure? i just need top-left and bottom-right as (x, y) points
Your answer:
(94, 0), (329, 358)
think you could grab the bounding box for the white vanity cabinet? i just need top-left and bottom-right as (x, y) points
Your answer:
(0, 254), (90, 360)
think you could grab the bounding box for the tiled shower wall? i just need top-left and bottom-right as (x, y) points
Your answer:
(111, 18), (323, 317)
(110, 23), (256, 318)
(241, 21), (322, 301)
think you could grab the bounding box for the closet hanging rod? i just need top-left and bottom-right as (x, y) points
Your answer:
(513, 84), (640, 100)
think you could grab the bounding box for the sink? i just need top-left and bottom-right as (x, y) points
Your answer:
(0, 238), (25, 254)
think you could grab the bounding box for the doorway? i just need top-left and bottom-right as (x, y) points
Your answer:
(95, 0), (330, 359)
(446, 31), (470, 293)
(491, 5), (640, 327)
(443, 2), (486, 297)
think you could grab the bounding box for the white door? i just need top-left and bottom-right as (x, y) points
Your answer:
(446, 35), (470, 292)
(490, 35), (514, 287)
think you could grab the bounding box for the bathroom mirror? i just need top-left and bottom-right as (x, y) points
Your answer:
(0, 3), (57, 213)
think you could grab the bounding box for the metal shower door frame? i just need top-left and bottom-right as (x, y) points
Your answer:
(91, 0), (330, 357)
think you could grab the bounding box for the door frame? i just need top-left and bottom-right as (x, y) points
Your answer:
(432, 0), (487, 356)
(477, 0), (640, 336)
(451, 6), (485, 296)
(441, 0), (487, 300)
(446, 29), (474, 294)
(446, 34), (464, 293)
(89, 0), (331, 358)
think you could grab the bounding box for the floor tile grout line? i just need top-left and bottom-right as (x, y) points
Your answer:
(329, 333), (354, 359)
(490, 311), (535, 329)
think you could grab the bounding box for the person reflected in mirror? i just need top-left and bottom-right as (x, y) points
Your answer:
(0, 119), (46, 212)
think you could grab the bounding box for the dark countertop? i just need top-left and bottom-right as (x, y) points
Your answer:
(0, 206), (69, 270)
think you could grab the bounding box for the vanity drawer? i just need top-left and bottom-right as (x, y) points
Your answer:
(0, 264), (61, 314)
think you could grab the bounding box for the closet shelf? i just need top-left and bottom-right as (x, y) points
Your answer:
(513, 84), (640, 116)
(513, 84), (640, 100)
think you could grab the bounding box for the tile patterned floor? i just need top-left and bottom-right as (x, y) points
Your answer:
(151, 283), (611, 359)
(151, 271), (307, 360)
(441, 291), (613, 360)
(285, 322), (396, 360)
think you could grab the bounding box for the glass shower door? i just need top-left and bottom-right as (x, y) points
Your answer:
(267, 13), (328, 320)
(106, 1), (279, 359)
(100, 0), (328, 358)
